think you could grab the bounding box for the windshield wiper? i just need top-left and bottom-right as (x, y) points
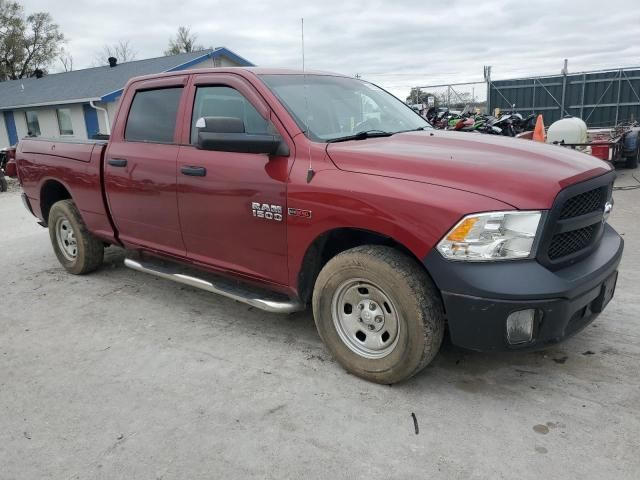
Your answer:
(395, 126), (430, 134)
(326, 130), (393, 143)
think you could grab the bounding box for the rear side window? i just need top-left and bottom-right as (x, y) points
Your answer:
(190, 86), (270, 144)
(125, 87), (183, 143)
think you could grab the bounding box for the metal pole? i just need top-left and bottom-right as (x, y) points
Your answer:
(560, 60), (568, 117)
(301, 18), (305, 71)
(532, 82), (536, 115)
(485, 66), (492, 114)
(615, 69), (622, 126)
(580, 73), (586, 119)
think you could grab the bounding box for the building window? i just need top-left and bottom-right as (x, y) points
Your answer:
(25, 111), (41, 136)
(57, 108), (74, 135)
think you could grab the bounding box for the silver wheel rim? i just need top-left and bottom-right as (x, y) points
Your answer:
(331, 278), (400, 359)
(56, 217), (77, 261)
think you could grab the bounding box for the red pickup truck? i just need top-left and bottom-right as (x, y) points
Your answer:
(15, 68), (623, 383)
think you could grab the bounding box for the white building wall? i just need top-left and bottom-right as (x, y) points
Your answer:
(0, 114), (9, 149)
(11, 104), (89, 140)
(14, 110), (28, 138)
(219, 57), (241, 67)
(69, 105), (88, 139)
(106, 101), (119, 131)
(93, 100), (118, 134)
(183, 56), (243, 70)
(185, 58), (215, 69)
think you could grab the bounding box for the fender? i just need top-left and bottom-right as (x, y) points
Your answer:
(285, 164), (513, 294)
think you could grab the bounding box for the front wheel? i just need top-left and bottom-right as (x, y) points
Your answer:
(48, 200), (104, 274)
(312, 245), (445, 384)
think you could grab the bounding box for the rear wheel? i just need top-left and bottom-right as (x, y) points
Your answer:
(48, 200), (104, 274)
(312, 245), (445, 384)
(0, 175), (7, 192)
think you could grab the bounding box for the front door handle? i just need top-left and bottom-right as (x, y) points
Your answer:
(108, 158), (127, 167)
(181, 166), (207, 177)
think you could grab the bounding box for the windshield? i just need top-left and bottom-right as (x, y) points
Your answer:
(261, 74), (431, 142)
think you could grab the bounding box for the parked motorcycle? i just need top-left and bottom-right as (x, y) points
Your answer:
(428, 103), (537, 137)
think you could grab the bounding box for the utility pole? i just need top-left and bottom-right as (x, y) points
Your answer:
(484, 65), (492, 114)
(560, 59), (568, 117)
(301, 18), (305, 71)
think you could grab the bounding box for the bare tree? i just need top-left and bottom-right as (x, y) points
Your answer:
(0, 1), (64, 80)
(59, 47), (72, 72)
(94, 39), (136, 66)
(164, 26), (204, 56)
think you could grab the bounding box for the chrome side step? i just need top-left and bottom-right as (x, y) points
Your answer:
(124, 258), (305, 314)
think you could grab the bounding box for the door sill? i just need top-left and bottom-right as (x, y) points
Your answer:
(124, 256), (304, 314)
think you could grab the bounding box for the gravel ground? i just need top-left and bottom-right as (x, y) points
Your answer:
(1, 171), (639, 479)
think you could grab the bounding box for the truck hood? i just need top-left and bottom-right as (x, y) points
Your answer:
(326, 130), (612, 209)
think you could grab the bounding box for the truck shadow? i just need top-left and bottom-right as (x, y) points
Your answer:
(100, 246), (603, 392)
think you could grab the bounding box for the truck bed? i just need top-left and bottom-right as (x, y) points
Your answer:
(17, 137), (117, 243)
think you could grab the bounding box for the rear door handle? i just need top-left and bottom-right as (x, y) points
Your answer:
(181, 166), (207, 177)
(108, 158), (127, 167)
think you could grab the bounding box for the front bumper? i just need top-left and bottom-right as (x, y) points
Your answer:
(424, 223), (624, 351)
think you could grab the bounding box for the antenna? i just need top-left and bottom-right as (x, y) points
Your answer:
(302, 17), (315, 183)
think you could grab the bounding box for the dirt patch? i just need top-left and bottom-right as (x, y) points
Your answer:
(533, 424), (550, 434)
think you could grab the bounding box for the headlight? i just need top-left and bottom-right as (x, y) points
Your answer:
(437, 211), (542, 261)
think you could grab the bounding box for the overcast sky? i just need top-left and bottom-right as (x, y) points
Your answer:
(20, 0), (640, 99)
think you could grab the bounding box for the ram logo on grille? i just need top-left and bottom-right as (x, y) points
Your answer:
(603, 200), (613, 221)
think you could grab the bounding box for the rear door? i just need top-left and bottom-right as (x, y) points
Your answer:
(105, 76), (188, 256)
(176, 73), (293, 284)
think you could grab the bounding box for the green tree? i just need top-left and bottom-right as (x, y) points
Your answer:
(164, 26), (204, 56)
(0, 1), (64, 80)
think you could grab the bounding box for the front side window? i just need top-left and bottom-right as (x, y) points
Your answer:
(261, 74), (431, 142)
(190, 86), (270, 144)
(25, 111), (41, 136)
(125, 87), (183, 143)
(57, 108), (74, 135)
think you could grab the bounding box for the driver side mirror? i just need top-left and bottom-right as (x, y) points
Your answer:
(196, 116), (289, 156)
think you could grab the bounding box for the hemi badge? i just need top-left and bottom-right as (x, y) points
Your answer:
(288, 207), (312, 219)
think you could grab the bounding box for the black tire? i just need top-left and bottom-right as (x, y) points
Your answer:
(626, 147), (639, 169)
(0, 175), (7, 192)
(48, 199), (104, 274)
(312, 245), (445, 384)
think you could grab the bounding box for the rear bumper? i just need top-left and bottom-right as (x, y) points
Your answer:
(424, 223), (624, 351)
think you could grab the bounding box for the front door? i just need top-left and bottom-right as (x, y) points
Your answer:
(105, 76), (188, 256)
(176, 74), (292, 285)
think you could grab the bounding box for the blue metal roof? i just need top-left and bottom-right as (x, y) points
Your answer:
(0, 47), (253, 110)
